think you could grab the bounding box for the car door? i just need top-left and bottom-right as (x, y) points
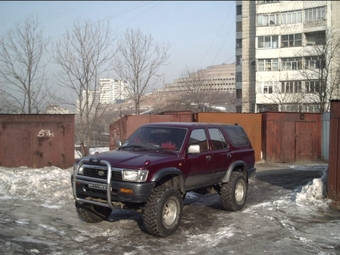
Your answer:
(207, 127), (232, 182)
(184, 128), (214, 190)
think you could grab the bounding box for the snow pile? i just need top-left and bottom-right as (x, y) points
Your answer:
(0, 166), (73, 204)
(296, 178), (325, 201)
(295, 167), (329, 207)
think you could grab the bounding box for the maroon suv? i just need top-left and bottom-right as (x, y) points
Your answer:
(72, 122), (256, 237)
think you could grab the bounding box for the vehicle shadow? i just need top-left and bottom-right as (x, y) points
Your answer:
(104, 169), (326, 236)
(183, 168), (325, 211)
(254, 168), (324, 190)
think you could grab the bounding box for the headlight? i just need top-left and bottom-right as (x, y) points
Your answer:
(78, 166), (84, 175)
(73, 164), (84, 175)
(122, 170), (148, 182)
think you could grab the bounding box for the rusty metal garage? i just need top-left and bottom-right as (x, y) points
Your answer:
(0, 114), (75, 169)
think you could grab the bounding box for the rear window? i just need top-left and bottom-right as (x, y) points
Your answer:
(223, 126), (250, 147)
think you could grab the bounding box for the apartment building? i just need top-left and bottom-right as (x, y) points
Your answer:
(99, 79), (130, 104)
(237, 0), (340, 113)
(77, 79), (130, 113)
(154, 63), (236, 95)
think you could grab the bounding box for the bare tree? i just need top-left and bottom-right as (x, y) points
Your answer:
(53, 19), (117, 155)
(0, 82), (14, 113)
(0, 15), (49, 114)
(297, 28), (340, 112)
(114, 28), (170, 115)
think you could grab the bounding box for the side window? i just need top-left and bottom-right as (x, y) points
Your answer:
(223, 126), (250, 147)
(188, 129), (208, 152)
(208, 128), (229, 151)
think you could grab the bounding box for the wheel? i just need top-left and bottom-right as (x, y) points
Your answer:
(220, 172), (247, 211)
(143, 186), (183, 237)
(75, 202), (112, 223)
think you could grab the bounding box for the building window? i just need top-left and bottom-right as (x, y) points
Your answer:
(236, 72), (242, 83)
(304, 56), (325, 69)
(281, 34), (302, 47)
(281, 11), (302, 24)
(258, 81), (276, 94)
(257, 14), (279, 26)
(305, 7), (326, 22)
(303, 104), (319, 113)
(258, 35), (278, 48)
(236, 39), (242, 48)
(258, 0), (279, 4)
(236, 55), (242, 65)
(281, 104), (301, 112)
(263, 82), (273, 94)
(281, 57), (302, 70)
(236, 89), (242, 99)
(305, 31), (326, 46)
(281, 81), (302, 93)
(236, 5), (242, 15)
(236, 22), (242, 32)
(258, 59), (279, 71)
(305, 80), (321, 93)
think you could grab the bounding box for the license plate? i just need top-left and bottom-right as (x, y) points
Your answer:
(88, 183), (107, 190)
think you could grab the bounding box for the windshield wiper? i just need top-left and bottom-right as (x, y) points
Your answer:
(121, 144), (147, 150)
(151, 147), (178, 154)
(121, 143), (157, 150)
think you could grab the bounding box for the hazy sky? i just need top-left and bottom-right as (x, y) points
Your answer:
(0, 1), (236, 86)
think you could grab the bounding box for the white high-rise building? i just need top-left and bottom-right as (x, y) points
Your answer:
(237, 0), (340, 113)
(99, 79), (130, 104)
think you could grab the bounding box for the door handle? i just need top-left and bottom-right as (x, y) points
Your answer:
(206, 155), (211, 160)
(227, 154), (232, 158)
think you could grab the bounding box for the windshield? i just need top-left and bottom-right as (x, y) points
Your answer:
(122, 126), (187, 152)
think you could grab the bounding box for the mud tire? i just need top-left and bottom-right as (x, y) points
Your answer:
(220, 172), (247, 211)
(143, 186), (183, 237)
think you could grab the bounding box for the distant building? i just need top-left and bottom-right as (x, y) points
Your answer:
(76, 79), (130, 113)
(237, 0), (340, 113)
(99, 79), (130, 104)
(154, 63), (236, 94)
(45, 105), (70, 114)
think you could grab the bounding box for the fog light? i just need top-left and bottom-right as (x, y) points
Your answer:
(120, 188), (134, 194)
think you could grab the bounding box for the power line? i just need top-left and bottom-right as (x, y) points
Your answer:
(199, 2), (233, 67)
(49, 1), (162, 41)
(112, 2), (162, 31)
(212, 15), (236, 65)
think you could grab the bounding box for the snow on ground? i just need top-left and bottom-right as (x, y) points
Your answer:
(0, 164), (339, 254)
(0, 164), (329, 208)
(0, 166), (74, 207)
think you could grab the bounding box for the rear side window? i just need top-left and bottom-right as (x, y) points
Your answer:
(208, 128), (229, 150)
(223, 126), (250, 147)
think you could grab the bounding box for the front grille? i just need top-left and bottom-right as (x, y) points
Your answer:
(83, 166), (122, 181)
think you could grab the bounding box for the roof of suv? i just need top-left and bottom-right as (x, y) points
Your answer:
(141, 122), (240, 128)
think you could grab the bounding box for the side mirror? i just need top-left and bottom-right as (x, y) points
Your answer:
(188, 144), (200, 154)
(116, 140), (123, 150)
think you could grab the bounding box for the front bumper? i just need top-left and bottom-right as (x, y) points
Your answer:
(72, 159), (154, 209)
(72, 174), (155, 204)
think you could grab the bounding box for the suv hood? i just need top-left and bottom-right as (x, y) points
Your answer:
(79, 150), (180, 169)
